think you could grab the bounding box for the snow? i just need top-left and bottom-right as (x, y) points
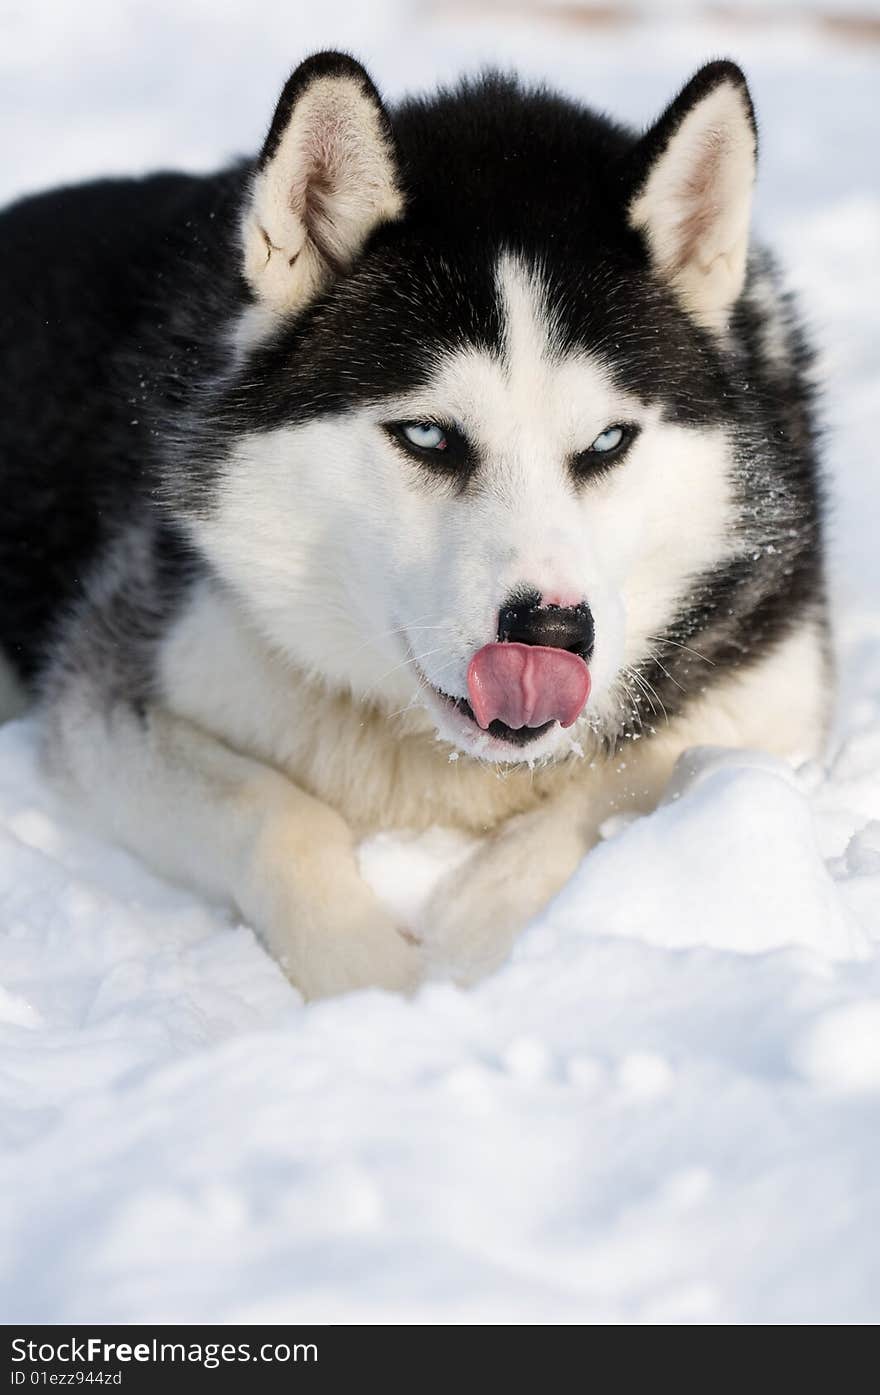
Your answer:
(545, 753), (869, 961)
(2, 0), (880, 1324)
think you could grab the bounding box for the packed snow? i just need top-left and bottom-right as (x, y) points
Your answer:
(1, 1), (880, 1324)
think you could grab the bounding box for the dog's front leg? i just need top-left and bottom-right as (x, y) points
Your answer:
(42, 691), (419, 1000)
(417, 786), (598, 985)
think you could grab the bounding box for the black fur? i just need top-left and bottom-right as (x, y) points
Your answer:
(0, 170), (239, 677)
(0, 60), (826, 743)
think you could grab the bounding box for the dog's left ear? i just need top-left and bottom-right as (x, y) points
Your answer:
(241, 52), (404, 315)
(627, 61), (757, 332)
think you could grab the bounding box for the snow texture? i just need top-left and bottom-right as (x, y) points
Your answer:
(1, 1), (880, 1325)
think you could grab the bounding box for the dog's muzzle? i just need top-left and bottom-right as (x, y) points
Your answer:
(446, 599), (594, 744)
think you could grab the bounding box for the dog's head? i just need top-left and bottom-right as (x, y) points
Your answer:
(195, 53), (758, 763)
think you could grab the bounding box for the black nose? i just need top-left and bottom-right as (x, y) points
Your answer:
(497, 598), (594, 659)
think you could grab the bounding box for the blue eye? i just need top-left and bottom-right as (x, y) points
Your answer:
(590, 425), (625, 453)
(386, 420), (475, 479)
(571, 423), (637, 480)
(402, 422), (447, 451)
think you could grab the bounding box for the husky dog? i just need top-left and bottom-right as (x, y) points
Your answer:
(0, 54), (827, 997)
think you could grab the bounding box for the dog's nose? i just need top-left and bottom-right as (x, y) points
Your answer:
(497, 597), (595, 660)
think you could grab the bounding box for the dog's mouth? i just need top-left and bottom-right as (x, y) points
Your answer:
(433, 689), (555, 747)
(418, 641), (592, 751)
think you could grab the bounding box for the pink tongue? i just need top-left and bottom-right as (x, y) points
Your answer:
(467, 642), (591, 731)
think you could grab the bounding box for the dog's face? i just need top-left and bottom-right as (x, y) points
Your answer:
(195, 56), (757, 764)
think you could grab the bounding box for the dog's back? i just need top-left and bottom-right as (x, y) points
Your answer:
(0, 172), (231, 678)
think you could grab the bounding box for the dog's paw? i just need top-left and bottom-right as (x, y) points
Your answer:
(415, 803), (592, 987)
(416, 847), (533, 986)
(258, 871), (422, 1000)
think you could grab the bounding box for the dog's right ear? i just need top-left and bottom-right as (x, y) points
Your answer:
(241, 52), (404, 316)
(626, 61), (757, 332)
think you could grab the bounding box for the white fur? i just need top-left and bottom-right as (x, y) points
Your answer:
(629, 78), (756, 331)
(241, 74), (403, 315)
(195, 254), (736, 763)
(42, 668), (420, 1001)
(229, 301), (281, 361)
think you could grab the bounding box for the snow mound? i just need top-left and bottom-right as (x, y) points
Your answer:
(539, 751), (868, 962)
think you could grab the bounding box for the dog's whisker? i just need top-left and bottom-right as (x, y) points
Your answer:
(646, 647), (687, 696)
(373, 646), (450, 687)
(385, 698), (422, 722)
(645, 635), (715, 666)
(419, 653), (461, 689)
(635, 671), (669, 725)
(622, 665), (667, 726)
(345, 617), (450, 661)
(618, 673), (647, 735)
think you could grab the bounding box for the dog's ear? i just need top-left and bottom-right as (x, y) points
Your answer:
(627, 61), (757, 332)
(241, 52), (404, 315)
